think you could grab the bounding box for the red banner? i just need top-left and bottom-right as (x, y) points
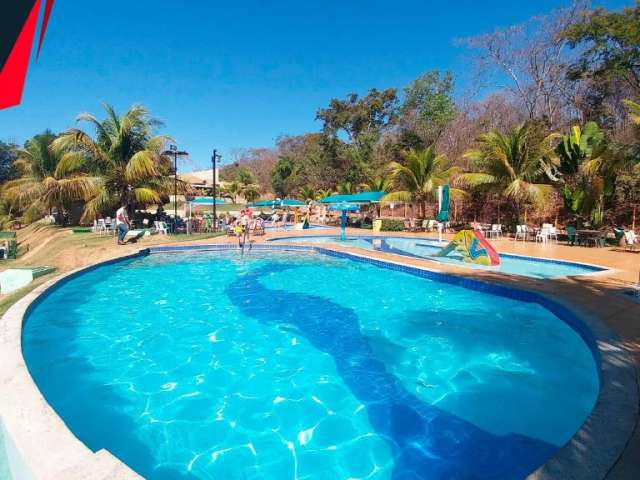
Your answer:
(0, 0), (55, 110)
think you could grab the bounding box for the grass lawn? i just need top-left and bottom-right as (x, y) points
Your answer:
(0, 223), (225, 316)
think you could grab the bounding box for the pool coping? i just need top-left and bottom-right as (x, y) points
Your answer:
(0, 243), (636, 480)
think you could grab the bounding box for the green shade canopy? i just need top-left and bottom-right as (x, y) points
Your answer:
(248, 198), (305, 208)
(319, 191), (385, 204)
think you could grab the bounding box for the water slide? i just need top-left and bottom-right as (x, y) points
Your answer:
(434, 230), (500, 266)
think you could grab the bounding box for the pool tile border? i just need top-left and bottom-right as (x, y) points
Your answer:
(0, 243), (636, 480)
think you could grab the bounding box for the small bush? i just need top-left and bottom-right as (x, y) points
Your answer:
(380, 219), (405, 231)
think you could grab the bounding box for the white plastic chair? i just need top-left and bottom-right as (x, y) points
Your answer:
(548, 226), (558, 243)
(155, 221), (169, 235)
(104, 217), (115, 235)
(490, 224), (502, 239)
(536, 228), (550, 244)
(97, 219), (107, 235)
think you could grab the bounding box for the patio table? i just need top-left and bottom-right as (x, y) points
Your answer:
(577, 229), (600, 247)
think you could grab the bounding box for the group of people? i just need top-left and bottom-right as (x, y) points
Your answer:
(222, 208), (265, 248)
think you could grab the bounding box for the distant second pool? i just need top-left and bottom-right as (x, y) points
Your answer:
(269, 235), (606, 279)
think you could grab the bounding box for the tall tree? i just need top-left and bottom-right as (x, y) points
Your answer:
(316, 88), (398, 187)
(0, 140), (19, 183)
(316, 88), (398, 143)
(554, 121), (609, 224)
(460, 123), (558, 221)
(385, 146), (462, 218)
(221, 181), (242, 203)
(562, 2), (640, 96)
(271, 157), (296, 197)
(241, 183), (261, 203)
(461, 1), (587, 127)
(401, 70), (457, 145)
(3, 131), (94, 224)
(52, 104), (179, 221)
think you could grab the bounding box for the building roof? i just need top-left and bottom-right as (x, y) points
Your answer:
(178, 169), (218, 186)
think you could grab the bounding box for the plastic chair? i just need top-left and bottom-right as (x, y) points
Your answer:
(154, 221), (169, 235)
(536, 228), (550, 244)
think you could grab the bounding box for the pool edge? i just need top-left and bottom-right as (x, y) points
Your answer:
(0, 244), (636, 480)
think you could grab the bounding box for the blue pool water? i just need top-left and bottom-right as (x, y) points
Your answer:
(265, 224), (329, 232)
(269, 236), (606, 279)
(23, 251), (599, 479)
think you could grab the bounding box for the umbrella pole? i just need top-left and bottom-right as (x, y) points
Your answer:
(341, 211), (346, 241)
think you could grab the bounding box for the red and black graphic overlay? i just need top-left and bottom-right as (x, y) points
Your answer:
(0, 0), (55, 110)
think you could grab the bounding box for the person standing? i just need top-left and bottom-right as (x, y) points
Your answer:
(116, 204), (130, 245)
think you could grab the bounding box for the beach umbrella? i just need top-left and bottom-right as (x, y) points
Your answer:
(329, 202), (360, 241)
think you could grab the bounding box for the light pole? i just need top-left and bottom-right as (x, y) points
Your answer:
(162, 144), (188, 230)
(211, 149), (222, 231)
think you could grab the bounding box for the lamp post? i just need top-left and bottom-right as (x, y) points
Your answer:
(162, 144), (188, 231)
(211, 149), (222, 231)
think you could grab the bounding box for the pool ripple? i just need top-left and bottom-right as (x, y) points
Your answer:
(226, 261), (556, 479)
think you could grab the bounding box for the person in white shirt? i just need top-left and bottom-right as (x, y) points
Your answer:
(115, 204), (130, 245)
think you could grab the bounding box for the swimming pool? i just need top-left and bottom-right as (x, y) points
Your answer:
(269, 235), (607, 279)
(264, 224), (329, 233)
(23, 250), (599, 479)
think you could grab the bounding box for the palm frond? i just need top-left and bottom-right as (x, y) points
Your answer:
(457, 173), (497, 187)
(134, 187), (161, 204)
(55, 152), (89, 177)
(382, 191), (412, 203)
(125, 150), (157, 183)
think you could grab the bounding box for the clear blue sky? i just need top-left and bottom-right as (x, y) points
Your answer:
(0, 0), (630, 171)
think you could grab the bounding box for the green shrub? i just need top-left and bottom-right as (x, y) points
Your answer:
(380, 219), (405, 231)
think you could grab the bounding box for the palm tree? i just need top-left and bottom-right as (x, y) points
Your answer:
(460, 124), (558, 222)
(299, 185), (318, 202)
(554, 121), (608, 225)
(242, 183), (261, 203)
(51, 103), (180, 222)
(4, 131), (94, 224)
(362, 176), (393, 217)
(363, 176), (393, 194)
(316, 189), (332, 201)
(385, 146), (462, 218)
(221, 181), (242, 203)
(336, 181), (357, 195)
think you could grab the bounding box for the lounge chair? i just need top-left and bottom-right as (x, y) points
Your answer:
(253, 220), (265, 236)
